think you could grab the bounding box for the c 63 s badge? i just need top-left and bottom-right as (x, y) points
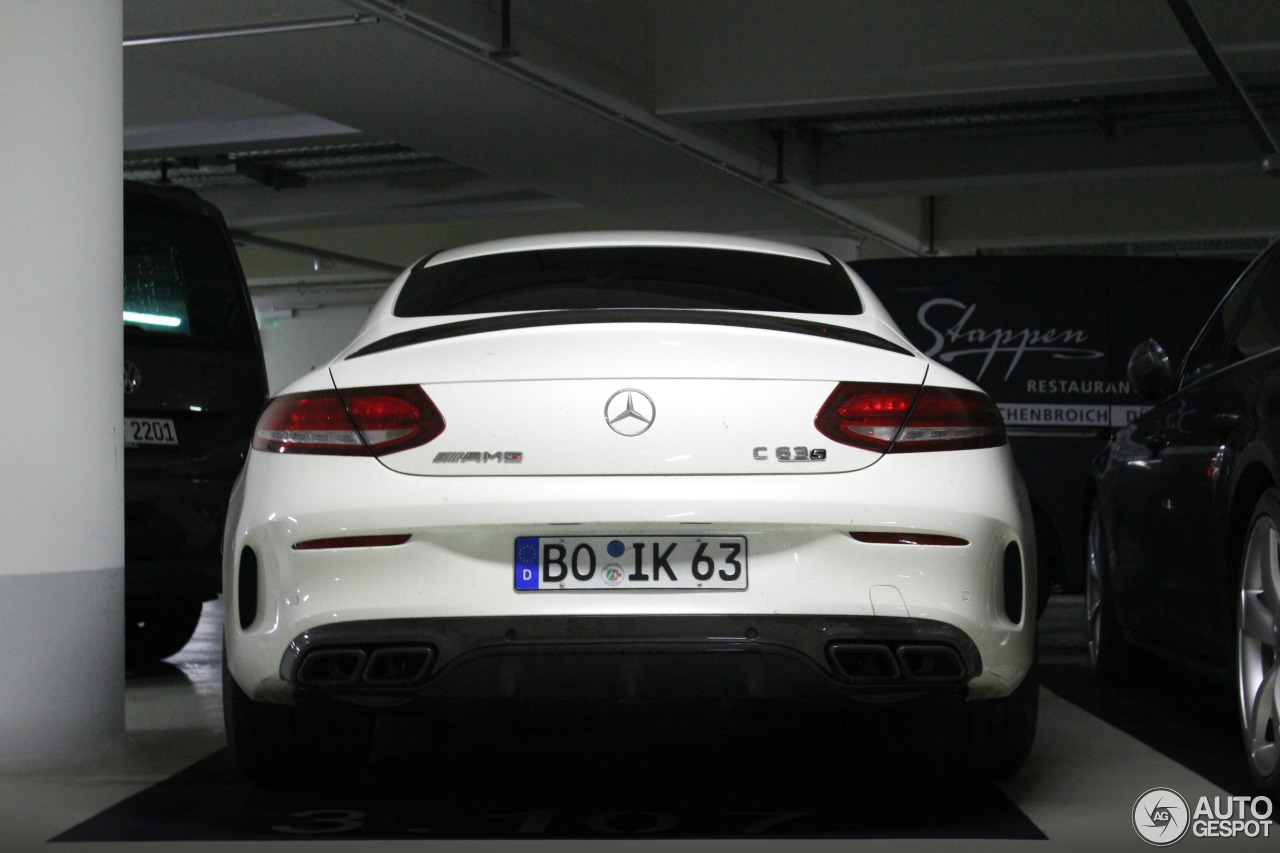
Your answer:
(433, 451), (523, 463)
(754, 446), (827, 462)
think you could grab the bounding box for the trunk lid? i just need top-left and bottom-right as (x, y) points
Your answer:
(329, 318), (925, 476)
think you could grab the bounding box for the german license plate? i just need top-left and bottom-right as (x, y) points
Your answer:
(515, 536), (747, 590)
(124, 417), (178, 447)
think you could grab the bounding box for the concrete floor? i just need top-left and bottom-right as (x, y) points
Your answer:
(0, 596), (1272, 851)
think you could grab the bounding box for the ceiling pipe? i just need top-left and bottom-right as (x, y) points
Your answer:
(124, 14), (378, 48)
(344, 0), (922, 256)
(1165, 0), (1280, 168)
(229, 230), (405, 275)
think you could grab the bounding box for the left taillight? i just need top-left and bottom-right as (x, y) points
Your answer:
(815, 381), (1005, 453)
(252, 385), (445, 456)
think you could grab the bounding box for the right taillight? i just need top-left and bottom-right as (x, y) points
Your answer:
(815, 381), (1005, 453)
(252, 385), (445, 456)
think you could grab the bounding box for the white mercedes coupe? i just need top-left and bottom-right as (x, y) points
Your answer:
(222, 232), (1037, 786)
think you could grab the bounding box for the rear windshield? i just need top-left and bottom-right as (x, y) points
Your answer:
(124, 200), (256, 347)
(394, 246), (862, 316)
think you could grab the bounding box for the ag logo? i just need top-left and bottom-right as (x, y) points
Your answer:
(1133, 787), (1189, 845)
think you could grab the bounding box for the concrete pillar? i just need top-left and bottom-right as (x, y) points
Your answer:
(0, 1), (124, 762)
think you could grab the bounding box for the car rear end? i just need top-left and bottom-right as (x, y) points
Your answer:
(221, 235), (1036, 785)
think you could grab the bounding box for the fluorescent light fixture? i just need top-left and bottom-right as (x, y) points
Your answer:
(124, 311), (182, 328)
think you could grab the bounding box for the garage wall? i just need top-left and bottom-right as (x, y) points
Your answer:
(255, 304), (372, 394)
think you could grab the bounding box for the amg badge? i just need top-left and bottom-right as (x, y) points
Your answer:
(432, 451), (523, 464)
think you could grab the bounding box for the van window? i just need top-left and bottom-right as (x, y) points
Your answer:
(124, 202), (256, 347)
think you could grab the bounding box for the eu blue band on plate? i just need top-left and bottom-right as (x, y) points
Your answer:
(515, 537), (540, 589)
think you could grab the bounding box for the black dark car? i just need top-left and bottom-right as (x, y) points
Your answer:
(123, 182), (268, 665)
(1088, 239), (1280, 796)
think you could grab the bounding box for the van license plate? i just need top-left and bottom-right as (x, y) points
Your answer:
(125, 417), (178, 447)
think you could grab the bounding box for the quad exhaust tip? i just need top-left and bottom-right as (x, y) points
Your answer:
(827, 641), (967, 684)
(296, 645), (435, 688)
(364, 647), (434, 685)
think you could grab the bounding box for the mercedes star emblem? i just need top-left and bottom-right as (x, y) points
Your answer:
(604, 389), (656, 437)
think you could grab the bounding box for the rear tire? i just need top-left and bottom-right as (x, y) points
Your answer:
(125, 598), (204, 667)
(1086, 502), (1130, 684)
(1237, 489), (1280, 797)
(904, 663), (1039, 782)
(963, 664), (1039, 781)
(222, 649), (374, 788)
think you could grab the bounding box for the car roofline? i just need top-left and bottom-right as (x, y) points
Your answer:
(423, 231), (832, 267)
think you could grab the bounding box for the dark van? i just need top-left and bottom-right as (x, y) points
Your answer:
(852, 256), (1245, 599)
(123, 182), (268, 665)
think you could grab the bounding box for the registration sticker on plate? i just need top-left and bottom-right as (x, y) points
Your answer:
(515, 536), (747, 591)
(124, 417), (178, 447)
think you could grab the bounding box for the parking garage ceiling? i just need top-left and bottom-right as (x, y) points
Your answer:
(123, 0), (1280, 276)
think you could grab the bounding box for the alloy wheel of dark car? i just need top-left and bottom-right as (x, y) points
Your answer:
(222, 647), (373, 788)
(1086, 502), (1128, 683)
(1238, 489), (1280, 795)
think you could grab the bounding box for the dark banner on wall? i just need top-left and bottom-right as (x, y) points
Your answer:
(852, 255), (1246, 589)
(853, 256), (1245, 431)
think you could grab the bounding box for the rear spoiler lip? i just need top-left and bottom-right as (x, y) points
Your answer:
(346, 308), (913, 360)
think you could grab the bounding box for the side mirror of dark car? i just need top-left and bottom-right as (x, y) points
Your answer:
(1127, 339), (1174, 402)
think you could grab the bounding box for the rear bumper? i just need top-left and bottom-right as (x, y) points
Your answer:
(225, 446), (1036, 704)
(282, 615), (983, 701)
